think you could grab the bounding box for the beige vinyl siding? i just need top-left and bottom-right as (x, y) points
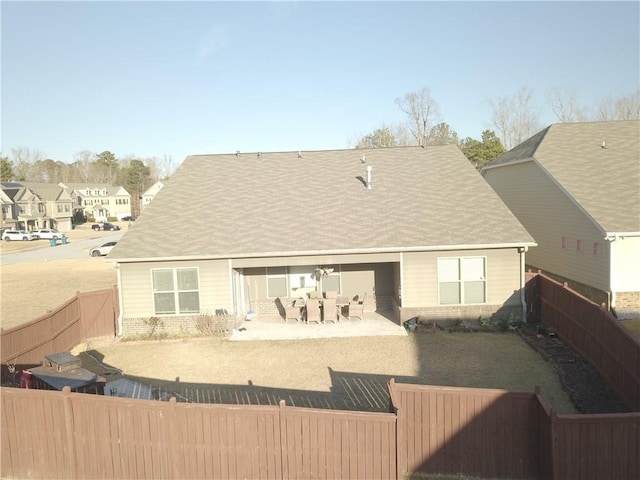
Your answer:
(612, 236), (640, 292)
(484, 162), (611, 291)
(119, 259), (231, 318)
(401, 249), (521, 308)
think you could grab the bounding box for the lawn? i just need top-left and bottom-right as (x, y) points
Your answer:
(77, 331), (577, 414)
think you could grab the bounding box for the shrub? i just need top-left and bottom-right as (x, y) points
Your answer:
(194, 311), (232, 337)
(143, 316), (167, 340)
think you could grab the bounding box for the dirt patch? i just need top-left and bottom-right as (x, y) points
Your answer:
(518, 325), (630, 414)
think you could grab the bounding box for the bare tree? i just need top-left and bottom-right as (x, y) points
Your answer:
(596, 89), (640, 121)
(395, 87), (441, 146)
(10, 147), (44, 181)
(390, 123), (412, 146)
(546, 86), (589, 122)
(596, 95), (618, 121)
(489, 87), (542, 149)
(162, 154), (178, 179)
(72, 150), (96, 182)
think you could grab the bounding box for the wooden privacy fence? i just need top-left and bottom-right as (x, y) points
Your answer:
(2, 382), (640, 479)
(552, 412), (640, 479)
(527, 272), (640, 410)
(1, 386), (397, 480)
(389, 381), (640, 480)
(1, 286), (118, 366)
(389, 380), (549, 479)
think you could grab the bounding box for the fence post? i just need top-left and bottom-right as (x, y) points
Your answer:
(168, 397), (181, 480)
(62, 386), (77, 479)
(279, 400), (288, 480)
(550, 410), (558, 480)
(388, 378), (402, 480)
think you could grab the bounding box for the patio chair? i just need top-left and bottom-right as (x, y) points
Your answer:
(324, 290), (338, 299)
(284, 302), (301, 323)
(306, 298), (322, 324)
(308, 291), (321, 299)
(347, 299), (365, 321)
(322, 297), (339, 323)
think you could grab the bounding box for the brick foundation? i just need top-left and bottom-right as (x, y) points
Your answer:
(397, 303), (521, 325)
(122, 313), (240, 339)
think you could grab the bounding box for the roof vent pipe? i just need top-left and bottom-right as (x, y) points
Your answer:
(366, 165), (373, 189)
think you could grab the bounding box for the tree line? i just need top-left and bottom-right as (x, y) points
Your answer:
(0, 149), (176, 201)
(2, 85), (638, 186)
(353, 85), (640, 170)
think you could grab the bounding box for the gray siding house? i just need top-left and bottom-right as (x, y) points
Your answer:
(109, 146), (535, 336)
(482, 120), (640, 315)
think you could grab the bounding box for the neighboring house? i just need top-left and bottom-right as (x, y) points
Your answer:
(482, 120), (640, 316)
(109, 146), (535, 336)
(59, 182), (132, 222)
(1, 182), (73, 232)
(1, 188), (15, 229)
(141, 181), (164, 210)
(20, 182), (74, 232)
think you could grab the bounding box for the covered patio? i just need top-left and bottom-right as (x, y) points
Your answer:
(228, 310), (407, 341)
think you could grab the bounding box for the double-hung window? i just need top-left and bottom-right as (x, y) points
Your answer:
(152, 268), (200, 314)
(438, 257), (486, 305)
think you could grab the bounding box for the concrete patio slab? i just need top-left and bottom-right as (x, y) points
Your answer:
(228, 310), (407, 341)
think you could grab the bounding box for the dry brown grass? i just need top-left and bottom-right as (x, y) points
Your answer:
(81, 331), (577, 414)
(0, 258), (116, 329)
(1, 224), (119, 329)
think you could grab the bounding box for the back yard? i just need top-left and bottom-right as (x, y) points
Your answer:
(75, 332), (578, 414)
(3, 232), (630, 416)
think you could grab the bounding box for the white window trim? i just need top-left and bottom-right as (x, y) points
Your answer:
(151, 267), (200, 315)
(437, 256), (487, 306)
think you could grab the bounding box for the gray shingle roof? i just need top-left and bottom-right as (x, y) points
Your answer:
(20, 182), (70, 202)
(110, 146), (535, 261)
(59, 183), (129, 196)
(483, 120), (640, 234)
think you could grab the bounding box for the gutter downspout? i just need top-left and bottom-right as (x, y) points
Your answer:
(115, 263), (124, 337)
(606, 235), (618, 311)
(519, 246), (528, 322)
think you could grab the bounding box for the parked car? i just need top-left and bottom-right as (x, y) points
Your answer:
(121, 215), (136, 222)
(2, 230), (35, 241)
(91, 222), (121, 231)
(31, 229), (66, 240)
(90, 241), (117, 257)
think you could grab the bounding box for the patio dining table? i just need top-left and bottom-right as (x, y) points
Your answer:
(290, 296), (353, 323)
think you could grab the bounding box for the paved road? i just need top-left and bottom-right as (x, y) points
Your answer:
(0, 232), (124, 266)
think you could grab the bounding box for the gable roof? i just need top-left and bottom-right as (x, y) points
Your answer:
(0, 184), (36, 203)
(110, 146), (535, 261)
(483, 120), (640, 234)
(0, 189), (13, 205)
(142, 181), (164, 197)
(58, 183), (130, 197)
(20, 182), (72, 202)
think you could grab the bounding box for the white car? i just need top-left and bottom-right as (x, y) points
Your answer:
(90, 241), (117, 257)
(31, 229), (65, 240)
(2, 230), (35, 241)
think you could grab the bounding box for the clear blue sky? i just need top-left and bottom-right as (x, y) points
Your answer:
(2, 1), (638, 165)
